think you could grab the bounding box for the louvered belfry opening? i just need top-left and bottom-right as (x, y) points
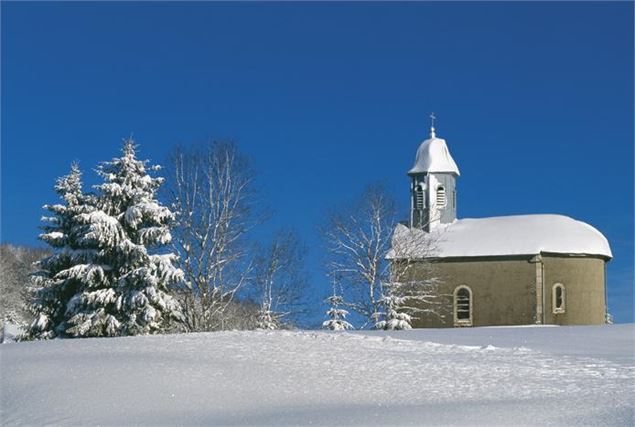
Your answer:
(416, 187), (425, 210)
(436, 186), (446, 207)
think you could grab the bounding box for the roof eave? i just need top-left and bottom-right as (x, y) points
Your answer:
(391, 251), (612, 262)
(407, 169), (460, 177)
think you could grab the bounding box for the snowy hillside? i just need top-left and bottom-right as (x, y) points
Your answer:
(1, 325), (633, 426)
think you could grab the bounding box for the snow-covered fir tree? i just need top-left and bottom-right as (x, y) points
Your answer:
(256, 305), (280, 330)
(374, 285), (412, 330)
(375, 269), (444, 331)
(322, 294), (353, 331)
(25, 140), (182, 338)
(24, 163), (94, 339)
(62, 140), (184, 337)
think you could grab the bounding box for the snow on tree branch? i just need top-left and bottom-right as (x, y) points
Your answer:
(24, 141), (184, 339)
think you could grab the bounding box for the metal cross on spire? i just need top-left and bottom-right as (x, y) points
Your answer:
(430, 112), (436, 138)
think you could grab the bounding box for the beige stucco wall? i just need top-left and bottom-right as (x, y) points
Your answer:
(403, 254), (607, 328)
(542, 255), (607, 325)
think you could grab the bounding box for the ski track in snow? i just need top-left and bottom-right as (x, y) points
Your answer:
(1, 326), (633, 426)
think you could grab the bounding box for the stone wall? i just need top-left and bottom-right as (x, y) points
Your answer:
(403, 254), (607, 328)
(542, 255), (607, 325)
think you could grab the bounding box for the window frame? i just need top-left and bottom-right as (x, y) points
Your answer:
(552, 283), (566, 314)
(453, 285), (473, 327)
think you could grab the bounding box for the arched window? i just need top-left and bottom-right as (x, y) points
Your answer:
(552, 283), (565, 314)
(454, 286), (472, 327)
(436, 186), (446, 207)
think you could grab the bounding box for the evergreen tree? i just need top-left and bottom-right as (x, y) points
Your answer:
(65, 140), (183, 337)
(322, 294), (353, 331)
(255, 305), (280, 330)
(375, 273), (443, 331)
(24, 163), (94, 339)
(375, 286), (412, 330)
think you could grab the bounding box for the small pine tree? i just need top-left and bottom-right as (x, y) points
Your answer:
(375, 260), (444, 331)
(256, 304), (280, 330)
(24, 163), (95, 339)
(322, 294), (353, 331)
(63, 140), (183, 337)
(375, 290), (412, 330)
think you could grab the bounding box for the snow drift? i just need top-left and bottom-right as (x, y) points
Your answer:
(1, 325), (633, 425)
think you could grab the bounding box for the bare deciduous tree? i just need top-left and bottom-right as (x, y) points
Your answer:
(252, 230), (307, 330)
(322, 184), (446, 329)
(322, 184), (396, 327)
(0, 245), (50, 329)
(164, 142), (259, 331)
(380, 226), (446, 330)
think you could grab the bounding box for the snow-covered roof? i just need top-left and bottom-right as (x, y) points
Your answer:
(408, 130), (460, 176)
(391, 214), (612, 259)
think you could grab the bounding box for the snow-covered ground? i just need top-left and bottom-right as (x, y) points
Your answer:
(1, 325), (633, 426)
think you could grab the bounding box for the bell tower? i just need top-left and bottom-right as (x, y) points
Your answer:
(408, 115), (460, 231)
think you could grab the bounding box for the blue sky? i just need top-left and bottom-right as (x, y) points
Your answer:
(2, 2), (633, 325)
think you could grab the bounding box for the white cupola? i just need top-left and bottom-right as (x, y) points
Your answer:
(408, 116), (459, 231)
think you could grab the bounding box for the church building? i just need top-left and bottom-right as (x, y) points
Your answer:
(391, 121), (612, 327)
